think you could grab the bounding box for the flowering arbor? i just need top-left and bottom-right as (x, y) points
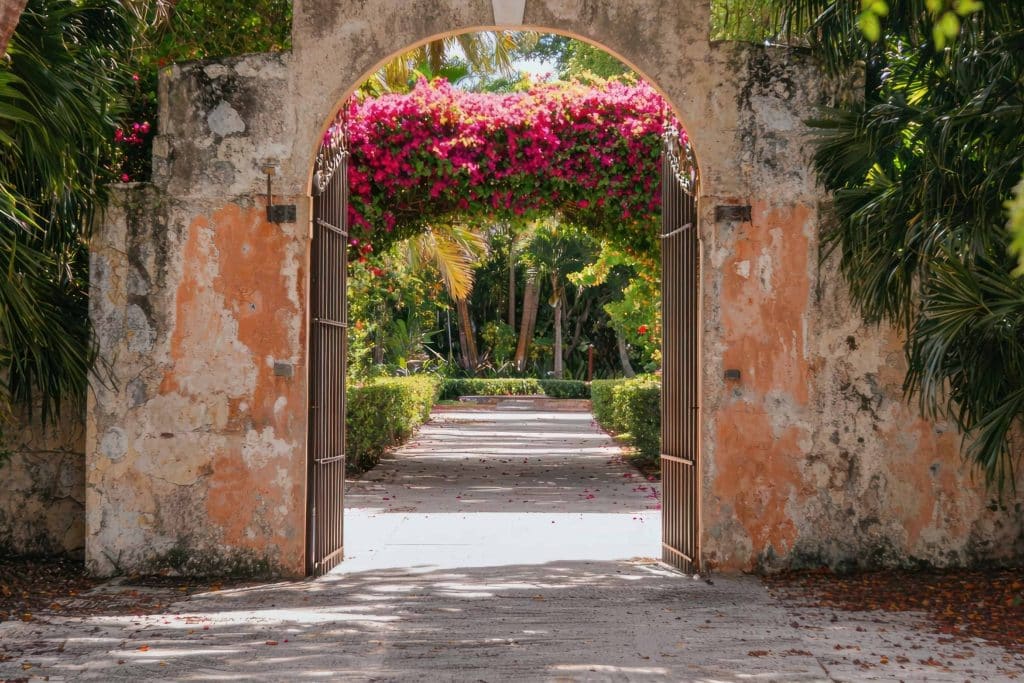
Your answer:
(340, 78), (688, 257)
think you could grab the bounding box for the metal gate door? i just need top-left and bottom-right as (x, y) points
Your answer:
(307, 124), (349, 577)
(660, 130), (700, 573)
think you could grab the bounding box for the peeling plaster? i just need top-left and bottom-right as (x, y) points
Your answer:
(75, 2), (1024, 578)
(207, 101), (246, 136)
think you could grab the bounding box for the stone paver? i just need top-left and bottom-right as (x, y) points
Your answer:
(1, 407), (1021, 681)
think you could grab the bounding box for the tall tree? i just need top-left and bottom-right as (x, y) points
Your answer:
(518, 222), (594, 378)
(402, 223), (488, 371)
(365, 31), (537, 95)
(513, 274), (540, 371)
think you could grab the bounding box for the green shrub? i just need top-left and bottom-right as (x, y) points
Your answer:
(590, 379), (625, 431)
(538, 380), (590, 398)
(611, 379), (661, 461)
(439, 378), (589, 400)
(591, 377), (661, 462)
(346, 375), (441, 473)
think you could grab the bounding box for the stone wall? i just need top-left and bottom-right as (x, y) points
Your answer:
(0, 411), (85, 556)
(86, 54), (309, 576)
(695, 46), (1024, 571)
(82, 0), (1023, 576)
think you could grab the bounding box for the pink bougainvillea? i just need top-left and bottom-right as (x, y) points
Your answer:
(330, 78), (689, 256)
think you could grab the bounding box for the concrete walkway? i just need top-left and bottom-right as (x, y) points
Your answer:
(1, 407), (1022, 681)
(343, 407), (662, 572)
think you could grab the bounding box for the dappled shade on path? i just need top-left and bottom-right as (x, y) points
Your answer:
(2, 407), (1022, 680)
(346, 408), (661, 515)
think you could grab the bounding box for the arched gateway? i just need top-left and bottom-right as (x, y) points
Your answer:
(85, 1), (1023, 577)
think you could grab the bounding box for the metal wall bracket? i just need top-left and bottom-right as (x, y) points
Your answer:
(262, 162), (296, 223)
(267, 204), (296, 223)
(715, 204), (752, 222)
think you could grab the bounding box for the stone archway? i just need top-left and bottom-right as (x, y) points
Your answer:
(84, 1), (1023, 577)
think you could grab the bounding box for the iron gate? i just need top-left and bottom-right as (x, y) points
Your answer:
(307, 123), (349, 577)
(660, 130), (700, 573)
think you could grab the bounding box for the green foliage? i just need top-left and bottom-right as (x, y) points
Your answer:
(591, 377), (661, 461)
(513, 34), (631, 81)
(1008, 175), (1024, 275)
(439, 378), (589, 400)
(140, 0), (291, 65)
(712, 0), (984, 53)
(386, 317), (436, 370)
(590, 379), (625, 431)
(536, 379), (589, 398)
(481, 321), (517, 365)
(346, 375), (441, 473)
(0, 0), (136, 424)
(365, 31), (536, 95)
(570, 242), (660, 367)
(710, 0), (788, 42)
(772, 0), (1024, 489)
(611, 378), (661, 461)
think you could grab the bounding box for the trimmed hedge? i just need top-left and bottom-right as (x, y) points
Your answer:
(346, 375), (441, 473)
(591, 377), (661, 461)
(440, 378), (590, 400)
(591, 379), (625, 431)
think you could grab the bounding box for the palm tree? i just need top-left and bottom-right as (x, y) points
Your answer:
(402, 223), (488, 371)
(513, 274), (541, 372)
(365, 31), (537, 94)
(768, 0), (1024, 488)
(517, 221), (593, 378)
(1, 0), (135, 424)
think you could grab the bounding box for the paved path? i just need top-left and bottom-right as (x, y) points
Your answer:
(1, 407), (1022, 681)
(343, 407), (662, 572)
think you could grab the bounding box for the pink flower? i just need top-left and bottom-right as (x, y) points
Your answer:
(336, 78), (688, 252)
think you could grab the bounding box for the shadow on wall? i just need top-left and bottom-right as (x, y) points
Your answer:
(0, 412), (85, 556)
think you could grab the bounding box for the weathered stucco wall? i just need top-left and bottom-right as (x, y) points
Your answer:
(85, 0), (1022, 576)
(695, 47), (1023, 571)
(86, 54), (310, 576)
(0, 411), (84, 556)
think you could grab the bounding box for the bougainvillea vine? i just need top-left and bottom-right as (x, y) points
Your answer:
(332, 78), (689, 258)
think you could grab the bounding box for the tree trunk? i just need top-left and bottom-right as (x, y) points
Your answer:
(569, 296), (591, 354)
(616, 329), (636, 378)
(553, 283), (563, 379)
(513, 275), (540, 371)
(455, 297), (478, 371)
(507, 241), (516, 330)
(0, 0), (27, 58)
